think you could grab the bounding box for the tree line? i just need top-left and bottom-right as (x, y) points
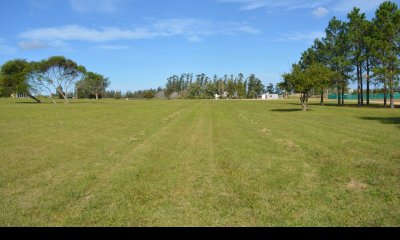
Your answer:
(163, 73), (275, 99)
(278, 1), (400, 111)
(0, 56), (110, 103)
(119, 73), (278, 100)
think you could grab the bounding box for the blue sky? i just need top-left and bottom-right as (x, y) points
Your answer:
(0, 0), (391, 91)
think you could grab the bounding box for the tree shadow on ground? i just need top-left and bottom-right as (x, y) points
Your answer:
(15, 101), (107, 104)
(14, 102), (42, 104)
(270, 108), (303, 112)
(288, 102), (389, 109)
(360, 117), (400, 126)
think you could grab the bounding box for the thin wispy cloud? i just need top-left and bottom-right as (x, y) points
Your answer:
(95, 45), (130, 50)
(219, 0), (385, 15)
(313, 7), (329, 18)
(29, 0), (57, 9)
(277, 31), (325, 43)
(18, 19), (260, 50)
(69, 0), (124, 13)
(218, 0), (331, 11)
(18, 40), (49, 50)
(18, 40), (68, 50)
(20, 25), (155, 42)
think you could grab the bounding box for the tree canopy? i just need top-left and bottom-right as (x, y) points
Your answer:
(282, 63), (334, 111)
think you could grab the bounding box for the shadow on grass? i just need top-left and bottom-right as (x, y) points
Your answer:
(270, 108), (303, 112)
(360, 117), (400, 126)
(288, 102), (388, 109)
(14, 102), (42, 104)
(15, 101), (108, 104)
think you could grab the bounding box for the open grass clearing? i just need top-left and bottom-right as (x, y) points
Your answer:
(0, 98), (399, 226)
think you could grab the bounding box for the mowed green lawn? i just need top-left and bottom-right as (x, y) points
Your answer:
(0, 98), (399, 226)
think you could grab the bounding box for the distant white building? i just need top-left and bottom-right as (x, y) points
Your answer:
(215, 92), (228, 100)
(262, 93), (279, 100)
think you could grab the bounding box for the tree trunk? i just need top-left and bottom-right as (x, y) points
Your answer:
(301, 102), (307, 111)
(384, 82), (387, 108)
(320, 92), (324, 106)
(390, 75), (394, 109)
(96, 92), (99, 100)
(360, 65), (364, 106)
(58, 89), (69, 104)
(301, 93), (308, 111)
(357, 65), (361, 107)
(337, 86), (341, 106)
(366, 60), (370, 105)
(341, 87), (344, 106)
(26, 93), (41, 103)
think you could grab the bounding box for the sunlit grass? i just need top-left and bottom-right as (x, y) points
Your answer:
(0, 98), (399, 226)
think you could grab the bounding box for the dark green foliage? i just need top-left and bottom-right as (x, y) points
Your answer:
(283, 1), (400, 109)
(282, 63), (335, 111)
(143, 90), (155, 99)
(372, 1), (400, 108)
(76, 72), (110, 100)
(266, 83), (275, 94)
(28, 56), (87, 104)
(0, 56), (109, 104)
(164, 73), (263, 99)
(247, 74), (264, 99)
(114, 91), (122, 99)
(0, 59), (31, 97)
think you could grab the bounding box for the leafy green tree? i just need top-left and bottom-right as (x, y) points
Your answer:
(363, 19), (377, 105)
(143, 90), (155, 99)
(299, 39), (329, 105)
(236, 73), (247, 99)
(277, 80), (291, 99)
(372, 1), (400, 109)
(247, 74), (264, 99)
(322, 17), (353, 106)
(0, 59), (40, 103)
(281, 63), (334, 111)
(205, 82), (217, 99)
(226, 78), (235, 98)
(187, 82), (201, 99)
(266, 83), (275, 94)
(79, 72), (110, 100)
(114, 91), (122, 99)
(30, 56), (86, 104)
(348, 7), (369, 107)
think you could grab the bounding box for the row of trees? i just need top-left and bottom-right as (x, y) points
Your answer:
(165, 73), (271, 99)
(279, 1), (400, 110)
(0, 56), (110, 103)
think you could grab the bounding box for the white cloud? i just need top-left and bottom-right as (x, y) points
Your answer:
(70, 0), (124, 13)
(29, 0), (57, 9)
(237, 26), (261, 34)
(218, 0), (332, 11)
(18, 40), (49, 50)
(187, 36), (202, 42)
(18, 40), (68, 50)
(278, 31), (325, 43)
(19, 19), (260, 46)
(313, 7), (329, 18)
(20, 25), (155, 42)
(95, 45), (130, 50)
(219, 0), (385, 15)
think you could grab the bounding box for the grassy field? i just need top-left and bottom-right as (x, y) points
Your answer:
(0, 98), (399, 226)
